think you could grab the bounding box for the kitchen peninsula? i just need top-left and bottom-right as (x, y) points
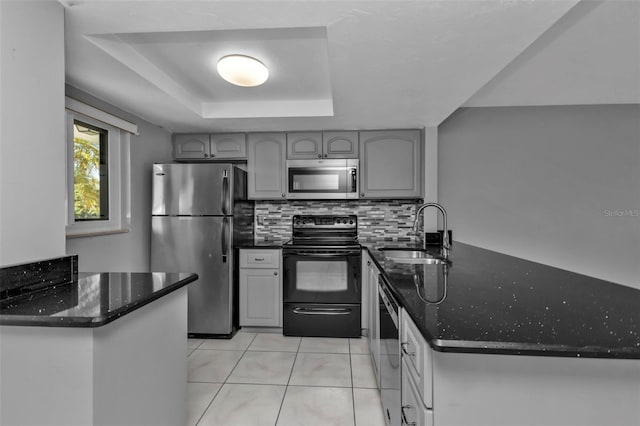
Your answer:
(362, 239), (640, 425)
(0, 255), (198, 426)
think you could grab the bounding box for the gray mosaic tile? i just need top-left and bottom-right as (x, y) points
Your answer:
(254, 200), (423, 241)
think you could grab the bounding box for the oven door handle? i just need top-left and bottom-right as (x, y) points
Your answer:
(292, 307), (352, 315)
(284, 251), (361, 257)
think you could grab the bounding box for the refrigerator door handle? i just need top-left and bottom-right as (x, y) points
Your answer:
(221, 217), (229, 263)
(222, 170), (230, 215)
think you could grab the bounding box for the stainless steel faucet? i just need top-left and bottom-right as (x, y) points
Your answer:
(412, 202), (450, 257)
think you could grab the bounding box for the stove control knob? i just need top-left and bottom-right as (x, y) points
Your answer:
(349, 220), (354, 224)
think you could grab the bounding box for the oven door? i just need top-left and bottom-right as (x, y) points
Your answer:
(282, 248), (361, 304)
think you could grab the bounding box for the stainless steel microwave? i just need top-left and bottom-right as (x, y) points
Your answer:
(286, 159), (359, 199)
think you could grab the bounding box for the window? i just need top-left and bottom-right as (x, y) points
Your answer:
(65, 97), (136, 237)
(73, 120), (109, 221)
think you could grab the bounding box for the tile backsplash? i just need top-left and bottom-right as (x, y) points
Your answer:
(254, 200), (422, 241)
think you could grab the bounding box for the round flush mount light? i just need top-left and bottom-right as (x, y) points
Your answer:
(216, 54), (269, 87)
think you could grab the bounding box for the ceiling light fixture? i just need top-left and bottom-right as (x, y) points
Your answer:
(216, 54), (269, 87)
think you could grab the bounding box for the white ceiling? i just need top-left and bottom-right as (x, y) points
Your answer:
(63, 1), (639, 133)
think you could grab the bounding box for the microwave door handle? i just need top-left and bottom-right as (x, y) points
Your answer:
(351, 168), (357, 192)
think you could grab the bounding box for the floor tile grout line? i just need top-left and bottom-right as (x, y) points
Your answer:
(273, 336), (302, 426)
(193, 332), (258, 426)
(191, 335), (373, 425)
(350, 341), (361, 426)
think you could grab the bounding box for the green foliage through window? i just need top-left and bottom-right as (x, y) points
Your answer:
(73, 121), (108, 220)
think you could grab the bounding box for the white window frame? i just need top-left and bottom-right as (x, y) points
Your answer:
(65, 97), (136, 238)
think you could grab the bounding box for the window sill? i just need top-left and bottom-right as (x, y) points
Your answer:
(66, 228), (130, 239)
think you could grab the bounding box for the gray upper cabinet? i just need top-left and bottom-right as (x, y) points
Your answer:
(247, 133), (287, 200)
(323, 131), (359, 158)
(173, 134), (210, 160)
(359, 130), (423, 199)
(287, 131), (359, 159)
(210, 133), (247, 159)
(174, 133), (247, 161)
(286, 132), (322, 159)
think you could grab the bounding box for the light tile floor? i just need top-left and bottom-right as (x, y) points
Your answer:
(187, 332), (386, 426)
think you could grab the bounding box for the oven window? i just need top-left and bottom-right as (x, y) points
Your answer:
(288, 168), (347, 193)
(296, 260), (348, 292)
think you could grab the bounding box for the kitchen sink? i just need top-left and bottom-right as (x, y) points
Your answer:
(378, 248), (449, 265)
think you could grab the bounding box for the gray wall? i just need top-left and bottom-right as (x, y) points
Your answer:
(439, 105), (639, 288)
(0, 1), (66, 266)
(65, 86), (173, 272)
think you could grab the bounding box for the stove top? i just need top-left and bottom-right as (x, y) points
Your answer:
(292, 215), (357, 230)
(288, 214), (359, 248)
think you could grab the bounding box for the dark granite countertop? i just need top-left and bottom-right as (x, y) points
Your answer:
(362, 239), (640, 359)
(235, 236), (289, 249)
(1, 272), (198, 328)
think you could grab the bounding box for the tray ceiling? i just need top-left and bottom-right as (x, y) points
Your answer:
(63, 1), (637, 133)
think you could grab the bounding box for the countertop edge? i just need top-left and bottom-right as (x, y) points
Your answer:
(0, 273), (198, 328)
(363, 245), (640, 360)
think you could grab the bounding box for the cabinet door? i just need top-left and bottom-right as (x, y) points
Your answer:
(247, 133), (287, 199)
(401, 364), (434, 426)
(210, 133), (247, 159)
(239, 268), (282, 327)
(323, 131), (359, 158)
(174, 134), (210, 160)
(401, 309), (433, 408)
(359, 130), (422, 198)
(287, 132), (323, 159)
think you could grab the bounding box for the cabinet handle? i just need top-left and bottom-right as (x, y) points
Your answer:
(317, 154), (322, 158)
(401, 405), (416, 426)
(274, 272), (278, 276)
(253, 258), (265, 261)
(324, 153), (328, 158)
(204, 153), (209, 158)
(281, 193), (285, 198)
(367, 260), (371, 266)
(401, 342), (415, 357)
(360, 192), (365, 197)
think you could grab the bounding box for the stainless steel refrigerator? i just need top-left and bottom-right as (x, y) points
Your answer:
(150, 163), (254, 336)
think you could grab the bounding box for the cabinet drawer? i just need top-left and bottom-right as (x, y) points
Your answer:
(401, 360), (434, 426)
(239, 249), (280, 268)
(401, 311), (433, 408)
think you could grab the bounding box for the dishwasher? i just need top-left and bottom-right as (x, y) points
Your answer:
(378, 275), (400, 426)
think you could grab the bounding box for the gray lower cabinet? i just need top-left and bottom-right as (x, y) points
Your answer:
(239, 249), (282, 327)
(401, 309), (434, 424)
(359, 130), (423, 198)
(401, 364), (434, 426)
(247, 133), (287, 199)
